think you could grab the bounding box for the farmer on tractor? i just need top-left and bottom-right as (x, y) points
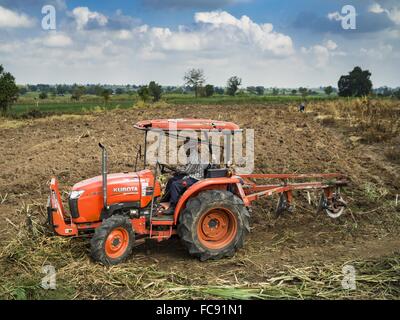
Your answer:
(163, 139), (209, 215)
(47, 118), (348, 265)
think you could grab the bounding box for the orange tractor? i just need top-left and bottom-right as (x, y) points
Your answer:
(47, 119), (348, 265)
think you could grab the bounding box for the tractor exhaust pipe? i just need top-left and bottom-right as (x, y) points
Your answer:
(99, 143), (108, 210)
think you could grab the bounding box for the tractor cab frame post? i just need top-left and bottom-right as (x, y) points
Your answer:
(149, 129), (163, 229)
(99, 143), (108, 211)
(143, 130), (148, 170)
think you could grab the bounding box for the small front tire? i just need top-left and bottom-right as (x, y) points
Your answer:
(90, 215), (135, 265)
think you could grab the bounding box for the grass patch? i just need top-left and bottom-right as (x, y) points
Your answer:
(0, 207), (399, 300)
(7, 94), (339, 117)
(308, 98), (400, 143)
(164, 94), (335, 105)
(8, 100), (135, 118)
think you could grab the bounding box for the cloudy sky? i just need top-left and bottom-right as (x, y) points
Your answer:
(0, 0), (399, 87)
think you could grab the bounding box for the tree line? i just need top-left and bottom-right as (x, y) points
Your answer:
(1, 64), (399, 115)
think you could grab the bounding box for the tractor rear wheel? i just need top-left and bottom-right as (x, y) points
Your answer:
(90, 215), (135, 265)
(177, 190), (250, 261)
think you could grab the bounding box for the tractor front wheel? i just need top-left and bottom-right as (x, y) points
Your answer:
(90, 215), (135, 265)
(178, 190), (250, 261)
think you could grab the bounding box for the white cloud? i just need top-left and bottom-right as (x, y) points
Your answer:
(369, 3), (385, 14)
(193, 11), (294, 56)
(369, 2), (400, 25)
(360, 44), (393, 60)
(0, 41), (21, 53)
(0, 5), (35, 28)
(301, 40), (338, 68)
(42, 33), (73, 47)
(327, 11), (344, 21)
(1, 9), (398, 87)
(387, 7), (400, 24)
(72, 7), (108, 30)
(116, 30), (133, 40)
(111, 11), (293, 58)
(195, 10), (240, 25)
(324, 40), (338, 50)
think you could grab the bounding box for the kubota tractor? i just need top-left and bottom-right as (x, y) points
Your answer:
(47, 119), (348, 265)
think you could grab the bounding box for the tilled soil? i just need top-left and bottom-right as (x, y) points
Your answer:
(0, 104), (399, 283)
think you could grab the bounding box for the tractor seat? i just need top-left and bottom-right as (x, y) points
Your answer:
(205, 168), (228, 179)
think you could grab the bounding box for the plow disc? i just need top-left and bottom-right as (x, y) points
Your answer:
(275, 193), (294, 217)
(318, 192), (347, 218)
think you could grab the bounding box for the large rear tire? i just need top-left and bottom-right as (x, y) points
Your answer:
(90, 215), (135, 265)
(177, 190), (250, 261)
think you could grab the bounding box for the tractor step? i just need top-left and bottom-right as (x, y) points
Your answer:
(151, 215), (174, 225)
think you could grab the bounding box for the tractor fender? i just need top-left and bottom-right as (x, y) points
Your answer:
(173, 176), (242, 224)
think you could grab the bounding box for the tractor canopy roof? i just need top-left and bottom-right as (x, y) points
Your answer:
(134, 118), (241, 132)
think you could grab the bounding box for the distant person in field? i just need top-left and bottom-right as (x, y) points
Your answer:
(299, 102), (305, 113)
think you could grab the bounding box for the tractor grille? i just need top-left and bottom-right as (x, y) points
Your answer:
(68, 198), (80, 218)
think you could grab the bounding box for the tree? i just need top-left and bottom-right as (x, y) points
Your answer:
(204, 84), (214, 97)
(324, 86), (334, 96)
(338, 66), (372, 97)
(137, 86), (150, 102)
(71, 85), (85, 101)
(91, 85), (103, 96)
(0, 65), (19, 115)
(184, 68), (205, 98)
(291, 89), (297, 95)
(28, 85), (38, 92)
(255, 86), (264, 96)
(56, 84), (67, 95)
(272, 88), (279, 96)
(19, 87), (28, 95)
(214, 87), (224, 95)
(115, 88), (125, 95)
(39, 92), (48, 99)
(380, 87), (392, 97)
(393, 89), (400, 100)
(148, 81), (162, 102)
(226, 76), (242, 96)
(101, 89), (112, 105)
(299, 87), (309, 98)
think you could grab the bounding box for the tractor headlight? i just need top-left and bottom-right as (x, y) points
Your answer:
(69, 190), (84, 199)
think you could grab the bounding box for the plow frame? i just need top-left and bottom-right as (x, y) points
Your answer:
(235, 173), (348, 207)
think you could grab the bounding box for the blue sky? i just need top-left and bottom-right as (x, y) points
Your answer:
(0, 0), (399, 87)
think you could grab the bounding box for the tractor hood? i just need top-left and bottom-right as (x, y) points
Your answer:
(69, 169), (160, 223)
(72, 172), (139, 192)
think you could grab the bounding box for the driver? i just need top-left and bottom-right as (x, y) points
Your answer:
(164, 139), (209, 215)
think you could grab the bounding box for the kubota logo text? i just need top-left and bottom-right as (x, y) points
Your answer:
(113, 187), (138, 193)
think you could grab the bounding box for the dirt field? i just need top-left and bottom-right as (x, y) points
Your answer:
(0, 103), (399, 299)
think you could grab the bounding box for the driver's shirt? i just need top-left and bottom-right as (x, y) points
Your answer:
(179, 150), (209, 181)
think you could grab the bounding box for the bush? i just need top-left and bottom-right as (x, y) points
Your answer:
(137, 86), (150, 102)
(204, 84), (214, 97)
(148, 81), (162, 102)
(0, 65), (19, 115)
(39, 92), (48, 100)
(226, 76), (242, 96)
(15, 108), (48, 119)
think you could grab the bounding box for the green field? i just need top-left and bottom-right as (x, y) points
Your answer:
(7, 93), (340, 117)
